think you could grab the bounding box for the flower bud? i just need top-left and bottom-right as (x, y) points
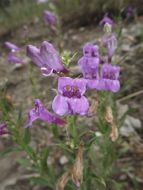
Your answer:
(56, 171), (70, 190)
(110, 122), (119, 142)
(103, 23), (112, 34)
(105, 105), (114, 124)
(88, 98), (99, 116)
(71, 143), (84, 187)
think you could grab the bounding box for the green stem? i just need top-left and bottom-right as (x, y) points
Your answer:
(28, 63), (40, 98)
(68, 115), (78, 147)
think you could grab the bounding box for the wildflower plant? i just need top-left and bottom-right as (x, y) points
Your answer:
(0, 14), (124, 190)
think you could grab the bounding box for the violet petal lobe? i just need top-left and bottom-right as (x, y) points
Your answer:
(5, 42), (20, 52)
(7, 53), (23, 64)
(100, 15), (114, 26)
(40, 41), (65, 72)
(52, 95), (69, 116)
(58, 77), (73, 95)
(27, 45), (44, 67)
(87, 79), (100, 89)
(67, 96), (89, 115)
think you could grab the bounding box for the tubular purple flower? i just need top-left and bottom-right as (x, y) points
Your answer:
(7, 53), (23, 64)
(27, 41), (67, 76)
(5, 42), (21, 52)
(52, 77), (89, 116)
(99, 63), (120, 92)
(100, 14), (114, 26)
(43, 10), (57, 26)
(78, 56), (100, 89)
(102, 33), (117, 60)
(24, 99), (66, 128)
(78, 43), (100, 89)
(5, 42), (23, 64)
(27, 45), (53, 76)
(0, 123), (8, 136)
(126, 5), (134, 18)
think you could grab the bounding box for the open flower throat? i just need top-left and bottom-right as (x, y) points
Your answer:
(63, 85), (81, 98)
(34, 100), (44, 115)
(102, 71), (116, 80)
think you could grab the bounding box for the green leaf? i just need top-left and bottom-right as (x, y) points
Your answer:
(17, 158), (31, 167)
(30, 177), (50, 186)
(40, 147), (49, 174)
(23, 128), (31, 144)
(23, 145), (36, 161)
(0, 146), (22, 157)
(51, 124), (59, 138)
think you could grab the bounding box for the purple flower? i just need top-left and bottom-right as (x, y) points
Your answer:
(102, 33), (117, 60)
(83, 43), (99, 57)
(100, 14), (114, 26)
(27, 41), (67, 76)
(43, 10), (57, 26)
(78, 56), (100, 89)
(0, 123), (8, 136)
(5, 42), (21, 52)
(126, 5), (134, 18)
(5, 42), (23, 64)
(24, 99), (66, 128)
(7, 53), (23, 64)
(52, 77), (89, 116)
(78, 43), (100, 89)
(99, 63), (120, 92)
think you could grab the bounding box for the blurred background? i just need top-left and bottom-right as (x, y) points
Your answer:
(0, 0), (143, 190)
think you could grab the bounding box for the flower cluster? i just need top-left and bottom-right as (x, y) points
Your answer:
(3, 15), (120, 128)
(78, 42), (120, 92)
(25, 24), (120, 122)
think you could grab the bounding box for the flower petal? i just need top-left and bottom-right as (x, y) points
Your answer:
(7, 53), (23, 64)
(58, 77), (73, 94)
(73, 78), (87, 95)
(99, 79), (120, 92)
(52, 95), (69, 116)
(5, 42), (20, 52)
(68, 96), (89, 115)
(41, 67), (53, 76)
(24, 108), (39, 128)
(87, 79), (100, 89)
(40, 41), (65, 72)
(27, 45), (44, 67)
(109, 80), (120, 92)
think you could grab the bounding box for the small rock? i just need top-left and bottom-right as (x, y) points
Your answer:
(121, 44), (130, 52)
(118, 103), (142, 137)
(120, 115), (141, 137)
(59, 156), (68, 165)
(117, 103), (129, 119)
